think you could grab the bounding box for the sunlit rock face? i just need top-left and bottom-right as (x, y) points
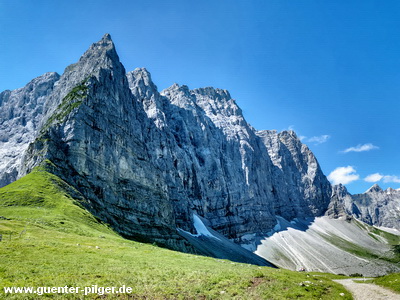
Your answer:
(0, 72), (60, 187)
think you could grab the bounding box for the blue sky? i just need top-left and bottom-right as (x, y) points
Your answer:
(1, 0), (399, 194)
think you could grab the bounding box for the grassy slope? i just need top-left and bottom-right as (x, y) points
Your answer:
(314, 218), (400, 267)
(370, 273), (400, 293)
(353, 220), (400, 263)
(0, 167), (353, 299)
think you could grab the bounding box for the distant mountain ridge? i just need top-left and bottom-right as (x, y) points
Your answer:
(327, 183), (400, 230)
(0, 34), (398, 266)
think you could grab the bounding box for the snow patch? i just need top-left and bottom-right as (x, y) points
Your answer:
(193, 214), (220, 240)
(178, 214), (220, 240)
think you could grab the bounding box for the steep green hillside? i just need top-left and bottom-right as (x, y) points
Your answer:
(0, 166), (351, 299)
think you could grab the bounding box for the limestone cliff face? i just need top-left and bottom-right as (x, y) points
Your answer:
(257, 130), (332, 219)
(0, 72), (60, 187)
(327, 184), (400, 230)
(19, 34), (187, 251)
(126, 68), (332, 244)
(1, 34), (333, 252)
(129, 75), (280, 240)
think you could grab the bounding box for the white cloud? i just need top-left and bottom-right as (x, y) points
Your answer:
(382, 175), (400, 183)
(298, 135), (307, 141)
(280, 127), (329, 145)
(364, 173), (383, 182)
(364, 173), (400, 183)
(328, 166), (360, 185)
(282, 125), (296, 132)
(342, 143), (379, 153)
(307, 135), (330, 145)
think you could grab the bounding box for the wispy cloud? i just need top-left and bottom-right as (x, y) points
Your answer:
(307, 135), (330, 145)
(342, 143), (379, 153)
(365, 173), (400, 183)
(328, 166), (360, 185)
(364, 173), (383, 182)
(287, 125), (295, 131)
(282, 125), (296, 132)
(281, 126), (330, 145)
(382, 175), (400, 183)
(298, 135), (307, 141)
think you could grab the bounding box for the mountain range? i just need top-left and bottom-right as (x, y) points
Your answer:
(0, 34), (399, 275)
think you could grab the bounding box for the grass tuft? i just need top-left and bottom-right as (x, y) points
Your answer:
(41, 80), (89, 133)
(369, 273), (400, 293)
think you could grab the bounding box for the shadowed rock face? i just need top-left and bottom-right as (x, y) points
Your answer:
(18, 34), (187, 251)
(1, 34), (332, 254)
(328, 184), (400, 230)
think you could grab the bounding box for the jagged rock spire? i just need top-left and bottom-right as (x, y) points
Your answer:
(365, 184), (383, 193)
(61, 33), (124, 87)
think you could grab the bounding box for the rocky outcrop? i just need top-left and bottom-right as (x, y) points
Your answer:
(0, 72), (60, 187)
(327, 184), (400, 230)
(326, 184), (354, 219)
(1, 34), (333, 255)
(257, 130), (332, 219)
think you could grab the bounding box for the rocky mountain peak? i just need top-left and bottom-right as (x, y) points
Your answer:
(365, 184), (383, 193)
(191, 87), (246, 131)
(102, 33), (112, 41)
(127, 68), (158, 99)
(161, 83), (195, 109)
(162, 83), (190, 94)
(61, 33), (124, 85)
(126, 68), (167, 128)
(0, 72), (61, 187)
(329, 182), (400, 230)
(130, 67), (152, 83)
(385, 188), (397, 195)
(86, 33), (116, 58)
(191, 87), (231, 100)
(332, 184), (350, 198)
(33, 34), (132, 143)
(280, 130), (298, 139)
(385, 187), (398, 195)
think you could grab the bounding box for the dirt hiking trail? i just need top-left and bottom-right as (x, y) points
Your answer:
(334, 278), (400, 300)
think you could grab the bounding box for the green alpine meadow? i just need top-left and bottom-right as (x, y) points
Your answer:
(1, 8), (400, 299)
(0, 165), (353, 299)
